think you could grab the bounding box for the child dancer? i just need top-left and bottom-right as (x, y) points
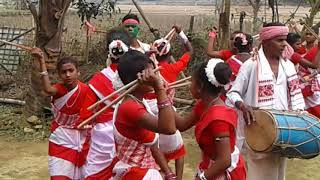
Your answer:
(32, 48), (91, 180)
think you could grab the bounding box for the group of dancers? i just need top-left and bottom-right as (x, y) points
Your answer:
(30, 12), (320, 180)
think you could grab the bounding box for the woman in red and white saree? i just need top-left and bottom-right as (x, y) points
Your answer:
(32, 49), (90, 180)
(112, 50), (177, 180)
(222, 33), (253, 102)
(175, 59), (246, 180)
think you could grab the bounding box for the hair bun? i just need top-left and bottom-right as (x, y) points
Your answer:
(214, 62), (232, 85)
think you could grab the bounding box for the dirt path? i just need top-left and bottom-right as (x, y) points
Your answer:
(1, 136), (320, 180)
(0, 138), (48, 180)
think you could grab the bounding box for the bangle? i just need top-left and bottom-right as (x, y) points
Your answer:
(164, 172), (177, 180)
(178, 31), (188, 43)
(39, 71), (48, 76)
(199, 171), (207, 180)
(157, 99), (172, 109)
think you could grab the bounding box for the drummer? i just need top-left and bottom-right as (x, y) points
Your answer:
(226, 23), (305, 180)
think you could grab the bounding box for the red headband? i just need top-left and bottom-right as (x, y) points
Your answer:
(122, 19), (139, 25)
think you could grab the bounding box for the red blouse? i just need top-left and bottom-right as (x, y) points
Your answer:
(115, 99), (156, 144)
(219, 49), (234, 61)
(159, 52), (191, 83)
(193, 101), (246, 180)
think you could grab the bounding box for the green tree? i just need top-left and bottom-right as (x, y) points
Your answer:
(24, 0), (116, 118)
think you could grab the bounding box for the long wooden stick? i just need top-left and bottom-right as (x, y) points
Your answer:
(0, 98), (25, 105)
(304, 24), (320, 41)
(79, 84), (138, 129)
(164, 28), (176, 40)
(159, 30), (176, 56)
(131, 0), (160, 39)
(0, 39), (32, 51)
(0, 27), (35, 47)
(88, 67), (161, 111)
(169, 76), (191, 86)
(169, 81), (191, 89)
(173, 97), (194, 105)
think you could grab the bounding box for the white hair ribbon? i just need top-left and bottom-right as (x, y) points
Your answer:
(205, 58), (224, 87)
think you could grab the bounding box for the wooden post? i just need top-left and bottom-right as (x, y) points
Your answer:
(189, 15), (195, 33)
(85, 28), (91, 64)
(218, 0), (231, 49)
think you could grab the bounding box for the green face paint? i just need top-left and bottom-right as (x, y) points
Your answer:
(125, 24), (140, 38)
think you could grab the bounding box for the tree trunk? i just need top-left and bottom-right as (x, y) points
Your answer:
(252, 7), (259, 33)
(219, 0), (231, 49)
(24, 0), (72, 117)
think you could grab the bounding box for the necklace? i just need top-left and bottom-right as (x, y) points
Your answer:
(66, 85), (80, 108)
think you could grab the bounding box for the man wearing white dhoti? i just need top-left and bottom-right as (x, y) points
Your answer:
(226, 22), (305, 180)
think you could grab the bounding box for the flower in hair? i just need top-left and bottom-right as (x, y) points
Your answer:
(205, 58), (224, 87)
(108, 40), (129, 58)
(153, 38), (171, 55)
(234, 33), (248, 46)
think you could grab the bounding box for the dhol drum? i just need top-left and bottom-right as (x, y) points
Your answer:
(245, 109), (320, 159)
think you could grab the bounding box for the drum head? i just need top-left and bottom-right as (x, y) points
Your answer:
(244, 110), (277, 152)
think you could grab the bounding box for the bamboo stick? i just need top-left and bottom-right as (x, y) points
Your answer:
(0, 39), (32, 51)
(88, 67), (161, 111)
(304, 24), (320, 41)
(159, 31), (176, 56)
(78, 84), (138, 129)
(164, 28), (176, 40)
(173, 97), (195, 105)
(0, 98), (25, 105)
(169, 76), (192, 86)
(169, 81), (191, 89)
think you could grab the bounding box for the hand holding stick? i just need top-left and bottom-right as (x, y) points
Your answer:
(159, 29), (176, 56)
(299, 20), (320, 41)
(88, 67), (161, 111)
(0, 39), (33, 51)
(78, 84), (138, 129)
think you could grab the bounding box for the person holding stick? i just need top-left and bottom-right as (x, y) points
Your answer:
(207, 27), (242, 61)
(303, 26), (319, 52)
(171, 59), (246, 180)
(297, 42), (320, 118)
(142, 25), (193, 180)
(31, 49), (91, 180)
(153, 25), (193, 83)
(227, 22), (305, 180)
(286, 32), (320, 68)
(220, 33), (253, 102)
(121, 13), (150, 53)
(80, 28), (131, 180)
(112, 50), (177, 179)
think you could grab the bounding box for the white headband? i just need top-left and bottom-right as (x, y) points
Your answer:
(108, 40), (129, 59)
(205, 58), (224, 87)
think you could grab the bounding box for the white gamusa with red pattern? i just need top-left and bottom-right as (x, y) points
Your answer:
(49, 84), (89, 179)
(49, 126), (89, 179)
(112, 100), (160, 179)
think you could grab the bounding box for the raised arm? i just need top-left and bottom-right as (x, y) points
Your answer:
(31, 48), (57, 96)
(207, 27), (222, 58)
(137, 68), (176, 135)
(173, 25), (193, 55)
